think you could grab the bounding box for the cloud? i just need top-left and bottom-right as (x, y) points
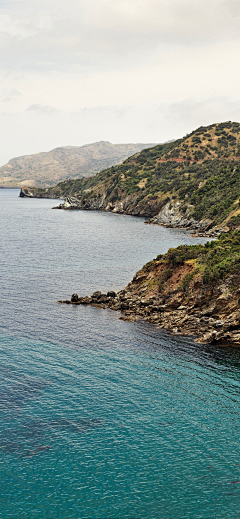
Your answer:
(0, 87), (21, 103)
(25, 103), (59, 114)
(81, 0), (239, 42)
(0, 0), (240, 74)
(162, 97), (240, 130)
(80, 105), (131, 118)
(0, 0), (240, 167)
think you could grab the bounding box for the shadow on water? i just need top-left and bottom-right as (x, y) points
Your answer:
(0, 378), (49, 412)
(134, 320), (240, 372)
(0, 417), (103, 458)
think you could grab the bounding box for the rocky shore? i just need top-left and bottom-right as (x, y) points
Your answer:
(53, 195), (227, 238)
(58, 244), (240, 346)
(20, 187), (230, 237)
(19, 187), (56, 199)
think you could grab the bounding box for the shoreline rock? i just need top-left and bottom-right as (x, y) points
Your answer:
(58, 231), (240, 347)
(20, 187), (231, 237)
(19, 187), (58, 199)
(52, 196), (231, 238)
(57, 281), (240, 346)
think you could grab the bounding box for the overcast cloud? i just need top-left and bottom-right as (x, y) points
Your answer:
(0, 0), (240, 164)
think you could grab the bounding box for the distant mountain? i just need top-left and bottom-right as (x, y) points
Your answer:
(0, 141), (157, 188)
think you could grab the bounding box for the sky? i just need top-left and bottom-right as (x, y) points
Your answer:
(0, 0), (240, 165)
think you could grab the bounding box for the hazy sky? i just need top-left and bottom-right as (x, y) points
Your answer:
(0, 0), (240, 165)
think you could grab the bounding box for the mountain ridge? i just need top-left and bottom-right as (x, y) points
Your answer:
(0, 141), (156, 188)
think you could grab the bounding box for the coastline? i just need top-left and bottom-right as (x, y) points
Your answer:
(58, 250), (240, 347)
(20, 187), (240, 344)
(58, 289), (240, 346)
(20, 188), (228, 238)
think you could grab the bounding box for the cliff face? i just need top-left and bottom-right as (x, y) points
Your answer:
(19, 187), (56, 199)
(50, 196), (227, 237)
(52, 194), (167, 219)
(20, 189), (231, 237)
(147, 200), (229, 237)
(59, 231), (240, 345)
(20, 122), (240, 235)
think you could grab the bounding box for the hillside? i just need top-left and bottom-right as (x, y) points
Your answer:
(59, 230), (240, 345)
(0, 141), (156, 188)
(20, 121), (240, 235)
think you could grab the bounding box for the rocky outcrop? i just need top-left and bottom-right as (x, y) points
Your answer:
(19, 187), (56, 198)
(148, 200), (231, 237)
(58, 284), (240, 345)
(54, 195), (228, 237)
(20, 183), (229, 237)
(55, 194), (108, 210)
(54, 193), (166, 219)
(149, 200), (213, 231)
(58, 241), (240, 345)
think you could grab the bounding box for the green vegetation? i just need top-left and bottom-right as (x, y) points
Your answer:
(149, 230), (240, 288)
(31, 121), (240, 229)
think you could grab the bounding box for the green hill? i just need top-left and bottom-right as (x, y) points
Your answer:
(20, 121), (240, 234)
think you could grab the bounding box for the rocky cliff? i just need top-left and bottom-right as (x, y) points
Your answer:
(59, 230), (240, 345)
(50, 196), (228, 237)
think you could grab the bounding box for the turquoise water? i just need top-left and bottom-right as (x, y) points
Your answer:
(1, 189), (240, 518)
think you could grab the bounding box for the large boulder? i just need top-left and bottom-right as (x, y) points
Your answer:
(91, 291), (102, 300)
(107, 291), (116, 298)
(71, 293), (79, 302)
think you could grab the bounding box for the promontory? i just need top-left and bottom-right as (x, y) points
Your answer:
(20, 121), (240, 237)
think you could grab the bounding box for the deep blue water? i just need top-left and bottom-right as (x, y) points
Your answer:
(1, 188), (240, 519)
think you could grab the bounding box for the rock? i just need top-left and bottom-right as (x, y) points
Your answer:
(117, 289), (126, 298)
(111, 304), (121, 310)
(91, 291), (102, 300)
(60, 250), (240, 345)
(214, 320), (225, 328)
(98, 295), (109, 303)
(19, 187), (33, 197)
(79, 296), (92, 304)
(140, 299), (149, 306)
(107, 291), (116, 298)
(71, 293), (79, 303)
(119, 316), (136, 322)
(120, 302), (130, 310)
(149, 200), (214, 233)
(57, 196), (82, 209)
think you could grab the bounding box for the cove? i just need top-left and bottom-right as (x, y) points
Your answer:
(0, 189), (240, 519)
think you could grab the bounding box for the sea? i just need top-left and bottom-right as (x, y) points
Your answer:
(1, 188), (240, 519)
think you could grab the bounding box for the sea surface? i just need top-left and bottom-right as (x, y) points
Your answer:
(1, 188), (240, 519)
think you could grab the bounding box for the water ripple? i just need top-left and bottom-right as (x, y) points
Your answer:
(0, 190), (240, 518)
